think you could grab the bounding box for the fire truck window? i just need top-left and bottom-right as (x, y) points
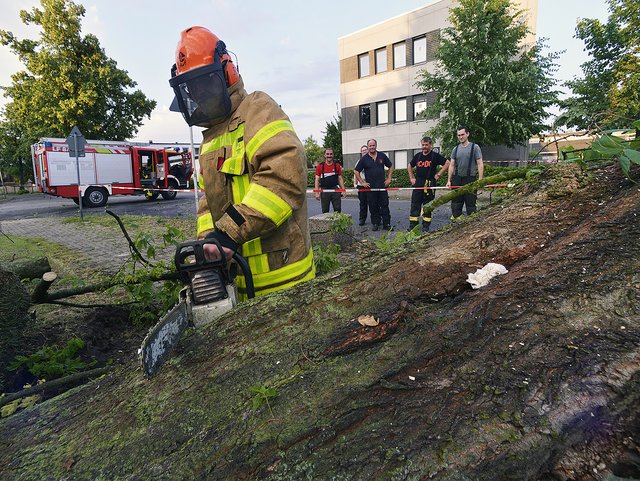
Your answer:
(139, 152), (154, 178)
(168, 154), (185, 178)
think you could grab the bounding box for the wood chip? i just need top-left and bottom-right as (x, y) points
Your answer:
(356, 314), (379, 327)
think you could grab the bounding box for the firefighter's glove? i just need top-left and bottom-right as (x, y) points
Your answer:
(205, 229), (238, 261)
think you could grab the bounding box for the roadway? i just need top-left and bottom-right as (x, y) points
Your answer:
(0, 191), (454, 235)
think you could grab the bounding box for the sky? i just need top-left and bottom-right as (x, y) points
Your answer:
(0, 0), (610, 145)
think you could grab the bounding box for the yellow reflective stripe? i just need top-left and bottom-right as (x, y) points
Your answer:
(247, 254), (270, 275)
(245, 120), (294, 163)
(198, 175), (205, 190)
(242, 183), (292, 227)
(409, 216), (419, 221)
(95, 148), (112, 154)
(237, 248), (314, 290)
(201, 123), (244, 154)
(231, 173), (251, 204)
(201, 124), (246, 175)
(197, 213), (214, 236)
(422, 216), (432, 222)
(241, 237), (262, 257)
(238, 265), (315, 301)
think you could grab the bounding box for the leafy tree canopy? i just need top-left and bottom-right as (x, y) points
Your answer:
(0, 0), (156, 180)
(321, 114), (342, 164)
(556, 0), (640, 131)
(303, 135), (323, 168)
(415, 0), (558, 152)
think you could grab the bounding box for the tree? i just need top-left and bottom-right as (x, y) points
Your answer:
(0, 0), (156, 179)
(2, 162), (640, 479)
(322, 114), (342, 164)
(303, 135), (323, 168)
(556, 0), (640, 131)
(415, 0), (558, 152)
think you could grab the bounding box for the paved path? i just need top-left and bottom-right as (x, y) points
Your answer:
(0, 216), (160, 274)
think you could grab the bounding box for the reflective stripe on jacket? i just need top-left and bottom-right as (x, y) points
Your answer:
(196, 78), (314, 299)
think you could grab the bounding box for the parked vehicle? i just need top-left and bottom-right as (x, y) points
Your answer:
(31, 138), (193, 207)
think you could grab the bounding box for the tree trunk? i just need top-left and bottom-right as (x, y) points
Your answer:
(0, 269), (31, 392)
(2, 256), (51, 280)
(0, 163), (639, 481)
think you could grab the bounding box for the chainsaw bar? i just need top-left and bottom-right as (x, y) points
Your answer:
(139, 298), (190, 378)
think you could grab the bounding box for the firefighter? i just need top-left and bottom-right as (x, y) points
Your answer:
(169, 26), (315, 299)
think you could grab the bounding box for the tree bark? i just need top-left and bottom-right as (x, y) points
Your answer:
(0, 163), (639, 481)
(2, 256), (51, 280)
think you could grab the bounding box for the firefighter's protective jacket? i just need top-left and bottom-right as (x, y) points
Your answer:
(196, 78), (315, 299)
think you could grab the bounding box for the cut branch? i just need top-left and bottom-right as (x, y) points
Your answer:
(106, 209), (151, 266)
(30, 271), (58, 303)
(0, 366), (112, 408)
(34, 270), (180, 303)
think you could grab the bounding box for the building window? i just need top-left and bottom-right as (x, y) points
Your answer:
(395, 98), (407, 123)
(413, 98), (427, 119)
(375, 48), (387, 74)
(413, 36), (427, 64)
(393, 42), (406, 69)
(358, 53), (370, 78)
(377, 102), (388, 125)
(360, 104), (371, 127)
(395, 151), (408, 170)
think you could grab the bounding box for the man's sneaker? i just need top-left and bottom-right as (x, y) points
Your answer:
(372, 224), (380, 231)
(358, 220), (366, 226)
(383, 225), (392, 231)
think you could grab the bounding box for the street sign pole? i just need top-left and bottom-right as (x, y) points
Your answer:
(66, 125), (86, 220)
(74, 132), (83, 220)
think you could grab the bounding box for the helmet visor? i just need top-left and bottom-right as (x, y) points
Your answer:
(169, 62), (231, 127)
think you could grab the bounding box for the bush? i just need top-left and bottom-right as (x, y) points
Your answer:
(313, 244), (341, 275)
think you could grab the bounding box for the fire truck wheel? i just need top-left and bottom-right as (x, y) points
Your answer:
(161, 179), (179, 200)
(83, 187), (109, 208)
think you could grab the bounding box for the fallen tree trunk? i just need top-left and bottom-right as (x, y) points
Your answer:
(3, 256), (51, 280)
(0, 163), (639, 480)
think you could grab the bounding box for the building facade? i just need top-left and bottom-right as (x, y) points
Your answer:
(338, 0), (538, 168)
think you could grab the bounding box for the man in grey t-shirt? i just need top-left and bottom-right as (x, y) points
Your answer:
(446, 126), (484, 218)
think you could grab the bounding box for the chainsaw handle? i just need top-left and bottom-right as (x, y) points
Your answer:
(232, 251), (255, 299)
(175, 238), (226, 283)
(174, 239), (255, 299)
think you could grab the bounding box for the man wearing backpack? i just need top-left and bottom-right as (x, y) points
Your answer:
(446, 126), (484, 218)
(314, 148), (346, 213)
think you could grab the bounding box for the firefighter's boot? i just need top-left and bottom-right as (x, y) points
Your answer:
(408, 221), (419, 232)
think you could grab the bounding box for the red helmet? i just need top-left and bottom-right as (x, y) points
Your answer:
(169, 27), (239, 127)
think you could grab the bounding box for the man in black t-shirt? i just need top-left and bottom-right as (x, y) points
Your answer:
(407, 136), (449, 232)
(354, 139), (393, 231)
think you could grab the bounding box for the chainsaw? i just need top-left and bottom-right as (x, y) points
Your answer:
(138, 238), (254, 378)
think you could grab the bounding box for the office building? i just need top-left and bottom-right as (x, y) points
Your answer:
(338, 0), (538, 168)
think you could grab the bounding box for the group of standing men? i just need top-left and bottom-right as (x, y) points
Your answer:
(315, 127), (484, 233)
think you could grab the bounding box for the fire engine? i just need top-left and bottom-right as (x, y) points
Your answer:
(31, 138), (193, 207)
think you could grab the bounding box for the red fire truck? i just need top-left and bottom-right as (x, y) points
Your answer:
(31, 138), (193, 207)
